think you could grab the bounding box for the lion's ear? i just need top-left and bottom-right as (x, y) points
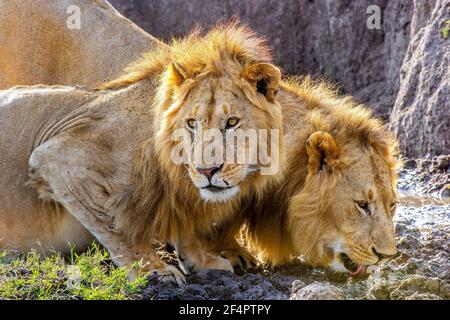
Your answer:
(169, 62), (190, 86)
(242, 63), (281, 102)
(306, 131), (340, 173)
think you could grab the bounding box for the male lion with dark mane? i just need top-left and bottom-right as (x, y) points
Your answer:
(198, 77), (401, 276)
(0, 24), (283, 284)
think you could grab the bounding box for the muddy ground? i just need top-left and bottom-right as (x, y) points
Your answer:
(142, 162), (450, 300)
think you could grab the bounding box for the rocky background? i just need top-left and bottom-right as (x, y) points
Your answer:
(109, 0), (449, 160)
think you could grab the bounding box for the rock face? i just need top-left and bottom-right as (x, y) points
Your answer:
(109, 0), (448, 157)
(0, 0), (159, 88)
(389, 0), (450, 158)
(108, 0), (403, 118)
(397, 156), (450, 198)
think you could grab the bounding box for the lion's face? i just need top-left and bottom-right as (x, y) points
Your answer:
(289, 131), (398, 276)
(181, 77), (274, 202)
(157, 63), (283, 203)
(323, 152), (398, 276)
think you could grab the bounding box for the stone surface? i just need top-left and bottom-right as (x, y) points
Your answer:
(367, 200), (450, 300)
(290, 282), (345, 300)
(437, 156), (450, 171)
(389, 0), (449, 158)
(142, 269), (288, 300)
(109, 0), (414, 119)
(398, 156), (450, 197)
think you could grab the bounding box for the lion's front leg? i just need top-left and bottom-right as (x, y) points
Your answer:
(126, 246), (185, 285)
(29, 137), (185, 285)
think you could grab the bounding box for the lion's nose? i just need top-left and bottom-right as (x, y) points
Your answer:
(196, 165), (222, 180)
(372, 247), (397, 260)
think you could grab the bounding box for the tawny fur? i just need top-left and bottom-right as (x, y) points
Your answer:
(0, 0), (158, 89)
(0, 23), (284, 276)
(239, 76), (401, 269)
(99, 21), (272, 91)
(104, 22), (284, 246)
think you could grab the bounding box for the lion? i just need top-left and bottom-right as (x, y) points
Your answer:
(199, 76), (401, 276)
(0, 24), (283, 284)
(0, 0), (156, 89)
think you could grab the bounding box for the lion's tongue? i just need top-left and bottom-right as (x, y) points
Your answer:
(349, 264), (367, 277)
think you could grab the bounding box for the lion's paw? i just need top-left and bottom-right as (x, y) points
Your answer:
(150, 265), (186, 286)
(178, 252), (234, 274)
(202, 254), (234, 272)
(129, 264), (186, 286)
(220, 247), (258, 270)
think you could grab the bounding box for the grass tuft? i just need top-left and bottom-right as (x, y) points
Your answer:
(0, 244), (147, 300)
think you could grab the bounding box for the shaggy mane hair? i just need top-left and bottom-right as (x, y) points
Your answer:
(244, 76), (402, 265)
(101, 23), (282, 246)
(283, 76), (401, 175)
(99, 21), (272, 90)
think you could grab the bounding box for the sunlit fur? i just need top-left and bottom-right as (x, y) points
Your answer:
(242, 76), (402, 272)
(101, 23), (284, 245)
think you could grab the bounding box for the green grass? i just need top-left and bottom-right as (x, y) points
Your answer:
(441, 20), (450, 39)
(0, 244), (148, 300)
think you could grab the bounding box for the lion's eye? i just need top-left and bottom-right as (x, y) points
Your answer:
(355, 200), (371, 215)
(187, 119), (196, 129)
(226, 117), (240, 128)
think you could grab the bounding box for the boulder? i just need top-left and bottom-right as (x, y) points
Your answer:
(109, 0), (422, 119)
(290, 281), (346, 300)
(389, 0), (450, 158)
